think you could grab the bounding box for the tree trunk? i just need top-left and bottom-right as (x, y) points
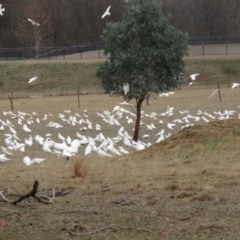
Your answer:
(133, 98), (144, 142)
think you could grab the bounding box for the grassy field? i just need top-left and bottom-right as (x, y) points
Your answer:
(0, 56), (240, 239)
(0, 54), (240, 98)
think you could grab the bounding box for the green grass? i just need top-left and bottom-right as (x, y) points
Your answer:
(184, 58), (240, 86)
(0, 61), (103, 96)
(204, 136), (231, 151)
(0, 57), (240, 97)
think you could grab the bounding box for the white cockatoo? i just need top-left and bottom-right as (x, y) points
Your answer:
(28, 76), (38, 83)
(123, 83), (130, 95)
(189, 73), (199, 80)
(101, 6), (111, 18)
(0, 4), (5, 16)
(28, 18), (40, 26)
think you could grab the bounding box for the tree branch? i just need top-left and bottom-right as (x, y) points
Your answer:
(0, 180), (55, 205)
(69, 223), (151, 236)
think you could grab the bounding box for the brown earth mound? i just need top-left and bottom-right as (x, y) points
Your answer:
(131, 119), (240, 159)
(2, 119), (240, 240)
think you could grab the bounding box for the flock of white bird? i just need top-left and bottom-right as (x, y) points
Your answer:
(1, 91), (240, 166)
(1, 0), (240, 167)
(1, 73), (240, 166)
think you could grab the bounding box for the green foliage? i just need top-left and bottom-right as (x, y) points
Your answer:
(218, 61), (240, 87)
(97, 0), (189, 102)
(220, 64), (238, 79)
(0, 80), (4, 96)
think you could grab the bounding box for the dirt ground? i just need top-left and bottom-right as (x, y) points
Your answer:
(0, 89), (240, 239)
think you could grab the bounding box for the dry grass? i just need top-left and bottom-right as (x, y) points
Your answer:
(0, 92), (240, 239)
(1, 55), (240, 239)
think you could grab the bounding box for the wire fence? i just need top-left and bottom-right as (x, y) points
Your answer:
(189, 42), (240, 56)
(1, 78), (238, 101)
(0, 42), (106, 61)
(1, 36), (240, 60)
(189, 35), (240, 45)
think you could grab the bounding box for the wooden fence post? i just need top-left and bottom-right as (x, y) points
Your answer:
(218, 83), (221, 102)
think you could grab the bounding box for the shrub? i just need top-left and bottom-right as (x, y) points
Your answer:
(74, 159), (88, 178)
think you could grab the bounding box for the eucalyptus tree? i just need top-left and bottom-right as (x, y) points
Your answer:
(97, 0), (189, 141)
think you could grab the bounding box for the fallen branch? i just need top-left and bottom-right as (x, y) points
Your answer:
(0, 180), (55, 205)
(69, 223), (150, 236)
(40, 172), (48, 194)
(42, 190), (70, 197)
(10, 186), (20, 197)
(58, 210), (103, 215)
(0, 187), (10, 196)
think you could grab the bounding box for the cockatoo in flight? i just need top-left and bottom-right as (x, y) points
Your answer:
(231, 83), (240, 89)
(28, 76), (38, 83)
(190, 73), (199, 80)
(0, 4), (5, 16)
(102, 6), (111, 18)
(188, 82), (196, 87)
(28, 18), (40, 26)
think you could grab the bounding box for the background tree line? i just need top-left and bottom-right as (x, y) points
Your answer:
(0, 0), (240, 48)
